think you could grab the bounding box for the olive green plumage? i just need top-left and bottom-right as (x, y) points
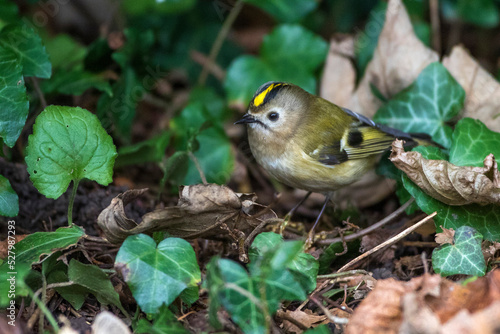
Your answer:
(236, 81), (423, 193)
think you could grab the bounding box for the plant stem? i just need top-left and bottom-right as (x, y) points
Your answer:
(27, 287), (60, 332)
(67, 180), (80, 226)
(198, 0), (244, 85)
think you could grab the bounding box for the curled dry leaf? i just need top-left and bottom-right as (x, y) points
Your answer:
(346, 270), (500, 334)
(390, 140), (500, 206)
(97, 184), (276, 245)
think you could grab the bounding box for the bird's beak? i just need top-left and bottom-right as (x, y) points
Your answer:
(235, 113), (257, 125)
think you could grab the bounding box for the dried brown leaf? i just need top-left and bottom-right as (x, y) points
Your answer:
(281, 309), (328, 333)
(390, 140), (500, 206)
(347, 270), (500, 334)
(435, 226), (455, 245)
(443, 46), (500, 132)
(321, 0), (439, 119)
(97, 184), (276, 245)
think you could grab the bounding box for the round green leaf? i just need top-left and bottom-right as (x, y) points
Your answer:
(115, 234), (201, 314)
(432, 226), (486, 277)
(0, 174), (18, 217)
(261, 24), (328, 73)
(25, 105), (117, 199)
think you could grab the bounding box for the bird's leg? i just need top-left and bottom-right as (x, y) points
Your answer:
(305, 193), (332, 249)
(279, 191), (312, 235)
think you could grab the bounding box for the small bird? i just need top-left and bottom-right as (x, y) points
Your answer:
(236, 81), (431, 243)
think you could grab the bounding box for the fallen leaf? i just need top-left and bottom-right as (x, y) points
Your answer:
(346, 270), (500, 334)
(435, 226), (455, 245)
(390, 139), (500, 206)
(443, 46), (500, 133)
(0, 235), (27, 259)
(281, 309), (328, 333)
(92, 311), (131, 334)
(97, 184), (276, 246)
(321, 0), (439, 118)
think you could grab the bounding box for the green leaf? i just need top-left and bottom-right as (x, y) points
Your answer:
(0, 262), (31, 307)
(47, 268), (87, 310)
(400, 121), (500, 241)
(97, 67), (143, 139)
(171, 102), (234, 185)
(225, 24), (327, 106)
(432, 226), (486, 276)
(160, 151), (189, 187)
(304, 325), (332, 334)
(243, 0), (318, 22)
(0, 24), (51, 78)
(25, 105), (117, 199)
(14, 226), (85, 264)
(135, 305), (189, 334)
(41, 69), (112, 96)
(373, 62), (465, 148)
(208, 233), (315, 333)
(0, 47), (29, 148)
(402, 165), (500, 241)
(0, 1), (19, 26)
(449, 118), (500, 167)
(68, 259), (125, 312)
(457, 0), (499, 28)
(122, 0), (196, 15)
(42, 34), (86, 70)
(116, 131), (170, 167)
(115, 234), (201, 314)
(0, 174), (18, 217)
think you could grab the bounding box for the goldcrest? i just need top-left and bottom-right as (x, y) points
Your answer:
(236, 82), (430, 240)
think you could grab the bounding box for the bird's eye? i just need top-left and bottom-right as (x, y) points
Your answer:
(268, 111), (279, 122)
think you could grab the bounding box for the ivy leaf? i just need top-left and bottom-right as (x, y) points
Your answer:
(0, 24), (51, 78)
(432, 226), (486, 276)
(401, 146), (500, 241)
(400, 120), (500, 241)
(25, 105), (117, 199)
(207, 233), (316, 333)
(0, 174), (18, 217)
(243, 0), (318, 23)
(373, 62), (465, 148)
(0, 47), (29, 148)
(225, 24), (328, 106)
(449, 118), (500, 167)
(115, 234), (201, 314)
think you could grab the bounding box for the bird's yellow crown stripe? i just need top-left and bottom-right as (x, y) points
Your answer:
(253, 83), (283, 107)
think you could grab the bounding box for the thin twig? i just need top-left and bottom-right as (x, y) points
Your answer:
(27, 288), (60, 332)
(30, 77), (47, 109)
(188, 151), (207, 185)
(317, 199), (414, 245)
(191, 50), (226, 81)
(198, 0), (244, 85)
(310, 297), (349, 325)
(317, 269), (371, 280)
(276, 310), (310, 331)
(337, 212), (437, 272)
(430, 0), (441, 54)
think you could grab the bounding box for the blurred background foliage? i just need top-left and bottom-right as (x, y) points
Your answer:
(2, 0), (500, 193)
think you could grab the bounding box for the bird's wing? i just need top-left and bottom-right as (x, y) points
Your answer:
(307, 108), (414, 166)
